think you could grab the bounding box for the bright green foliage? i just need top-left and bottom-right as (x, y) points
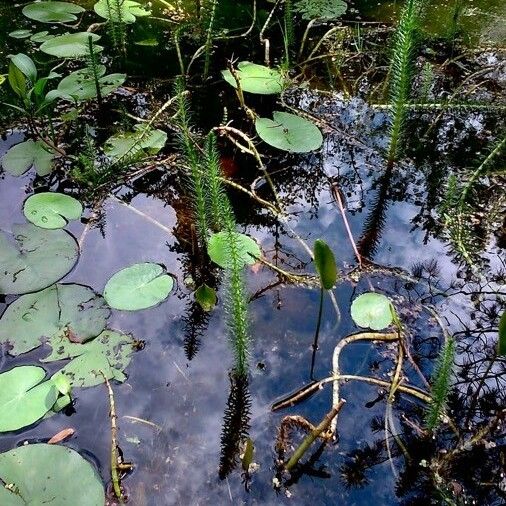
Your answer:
(294, 0), (347, 20)
(94, 0), (151, 23)
(23, 192), (83, 229)
(104, 263), (173, 310)
(498, 311), (506, 356)
(0, 444), (105, 505)
(255, 111), (323, 153)
(9, 30), (32, 39)
(0, 283), (109, 355)
(222, 62), (284, 95)
(30, 31), (55, 43)
(103, 124), (167, 163)
(1, 140), (55, 176)
(22, 1), (85, 23)
(195, 283), (217, 311)
(208, 232), (261, 269)
(313, 239), (338, 289)
(351, 292), (394, 330)
(9, 54), (37, 84)
(425, 338), (456, 430)
(40, 32), (103, 58)
(204, 132), (228, 230)
(0, 366), (58, 432)
(48, 330), (136, 387)
(48, 66), (125, 102)
(0, 225), (78, 295)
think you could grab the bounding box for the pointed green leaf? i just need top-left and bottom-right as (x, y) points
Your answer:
(313, 239), (337, 289)
(498, 311), (506, 356)
(195, 283), (217, 311)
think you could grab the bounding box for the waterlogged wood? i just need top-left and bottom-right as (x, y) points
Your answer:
(48, 427), (75, 444)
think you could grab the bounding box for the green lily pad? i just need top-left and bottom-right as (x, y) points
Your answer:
(9, 29), (32, 39)
(255, 111), (323, 153)
(30, 31), (56, 43)
(22, 2), (85, 23)
(222, 62), (284, 95)
(208, 231), (261, 268)
(0, 224), (79, 295)
(104, 263), (173, 311)
(0, 366), (58, 432)
(48, 66), (126, 102)
(49, 330), (136, 387)
(103, 124), (167, 162)
(94, 0), (151, 23)
(1, 140), (55, 176)
(0, 444), (105, 505)
(195, 283), (217, 311)
(313, 239), (338, 289)
(0, 283), (109, 355)
(294, 0), (347, 21)
(350, 292), (394, 331)
(23, 192), (83, 229)
(40, 32), (103, 58)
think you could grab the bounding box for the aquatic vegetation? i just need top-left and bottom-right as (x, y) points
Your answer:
(194, 283), (217, 311)
(222, 61), (285, 95)
(22, 1), (85, 23)
(1, 139), (55, 176)
(23, 192), (83, 229)
(350, 292), (394, 331)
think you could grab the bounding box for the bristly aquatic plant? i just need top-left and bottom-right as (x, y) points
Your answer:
(203, 132), (227, 230)
(86, 35), (103, 105)
(203, 0), (218, 79)
(105, 0), (127, 54)
(387, 0), (423, 166)
(425, 338), (455, 430)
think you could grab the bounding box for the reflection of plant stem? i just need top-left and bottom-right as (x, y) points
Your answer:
(309, 287), (324, 380)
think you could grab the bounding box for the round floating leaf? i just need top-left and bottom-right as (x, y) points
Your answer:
(0, 366), (58, 432)
(0, 224), (78, 295)
(22, 2), (85, 23)
(1, 139), (55, 176)
(30, 31), (55, 43)
(222, 61), (284, 95)
(0, 444), (105, 505)
(208, 231), (261, 269)
(0, 283), (109, 355)
(104, 263), (173, 311)
(23, 192), (82, 229)
(498, 310), (506, 356)
(313, 239), (337, 289)
(351, 292), (394, 331)
(50, 66), (125, 102)
(195, 283), (217, 311)
(94, 0), (151, 23)
(40, 32), (103, 58)
(255, 111), (323, 153)
(50, 330), (136, 387)
(9, 29), (32, 39)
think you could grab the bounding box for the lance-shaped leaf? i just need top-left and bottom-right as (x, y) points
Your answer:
(313, 239), (337, 289)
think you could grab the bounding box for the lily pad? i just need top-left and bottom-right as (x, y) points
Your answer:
(255, 111), (323, 153)
(40, 32), (103, 58)
(22, 2), (85, 23)
(294, 0), (347, 21)
(104, 263), (173, 310)
(195, 283), (217, 311)
(1, 139), (55, 176)
(0, 284), (109, 355)
(208, 231), (261, 268)
(23, 192), (83, 229)
(0, 224), (78, 295)
(222, 62), (284, 94)
(0, 366), (58, 432)
(94, 0), (151, 23)
(30, 31), (56, 43)
(103, 124), (167, 162)
(49, 330), (136, 387)
(0, 444), (105, 505)
(350, 292), (394, 331)
(9, 29), (32, 39)
(48, 66), (126, 102)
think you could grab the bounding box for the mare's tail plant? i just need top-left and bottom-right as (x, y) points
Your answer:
(203, 0), (218, 79)
(86, 35), (103, 105)
(105, 0), (127, 54)
(387, 0), (423, 166)
(425, 338), (455, 430)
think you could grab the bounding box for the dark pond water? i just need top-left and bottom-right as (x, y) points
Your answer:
(0, 0), (505, 505)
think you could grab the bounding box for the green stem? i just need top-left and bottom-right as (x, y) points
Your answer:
(309, 286), (324, 380)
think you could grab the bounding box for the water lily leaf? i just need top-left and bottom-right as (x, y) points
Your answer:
(103, 124), (167, 162)
(0, 284), (109, 355)
(50, 66), (126, 102)
(351, 292), (394, 331)
(23, 192), (82, 229)
(104, 263), (173, 311)
(0, 224), (78, 295)
(195, 283), (217, 311)
(0, 366), (58, 432)
(208, 231), (261, 268)
(498, 311), (506, 356)
(9, 29), (32, 39)
(0, 444), (105, 505)
(313, 239), (337, 289)
(222, 61), (284, 94)
(50, 330), (136, 387)
(1, 139), (55, 176)
(255, 111), (323, 153)
(94, 0), (151, 23)
(22, 1), (85, 23)
(30, 31), (56, 43)
(40, 32), (103, 58)
(294, 0), (347, 21)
